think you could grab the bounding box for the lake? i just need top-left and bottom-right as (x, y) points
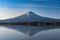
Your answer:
(0, 25), (60, 40)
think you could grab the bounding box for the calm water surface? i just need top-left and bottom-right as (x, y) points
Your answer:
(0, 25), (60, 40)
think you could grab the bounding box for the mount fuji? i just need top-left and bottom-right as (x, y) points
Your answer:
(1, 11), (60, 22)
(0, 11), (60, 36)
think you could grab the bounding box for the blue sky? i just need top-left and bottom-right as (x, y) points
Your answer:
(0, 0), (60, 20)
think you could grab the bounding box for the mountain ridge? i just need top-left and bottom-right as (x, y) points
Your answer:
(0, 11), (60, 22)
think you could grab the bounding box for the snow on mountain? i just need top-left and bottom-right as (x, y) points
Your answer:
(1, 11), (60, 22)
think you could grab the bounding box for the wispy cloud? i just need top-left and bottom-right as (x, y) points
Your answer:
(20, 4), (60, 8)
(31, 0), (47, 1)
(31, 0), (60, 2)
(31, 0), (60, 1)
(0, 8), (27, 20)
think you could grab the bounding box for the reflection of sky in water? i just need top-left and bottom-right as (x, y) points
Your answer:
(0, 26), (60, 40)
(0, 27), (28, 40)
(32, 28), (60, 40)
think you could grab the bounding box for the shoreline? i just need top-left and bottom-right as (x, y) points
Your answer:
(0, 22), (60, 26)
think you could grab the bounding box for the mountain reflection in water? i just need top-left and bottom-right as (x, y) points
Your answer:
(0, 25), (60, 40)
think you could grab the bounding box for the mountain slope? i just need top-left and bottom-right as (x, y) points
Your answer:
(2, 11), (60, 22)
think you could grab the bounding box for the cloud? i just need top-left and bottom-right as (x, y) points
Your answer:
(31, 0), (60, 2)
(32, 0), (47, 1)
(0, 8), (27, 20)
(20, 4), (60, 8)
(31, 0), (59, 1)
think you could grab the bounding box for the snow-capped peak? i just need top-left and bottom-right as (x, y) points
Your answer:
(24, 11), (39, 17)
(25, 11), (36, 15)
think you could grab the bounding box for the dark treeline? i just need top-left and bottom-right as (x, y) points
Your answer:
(0, 22), (60, 26)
